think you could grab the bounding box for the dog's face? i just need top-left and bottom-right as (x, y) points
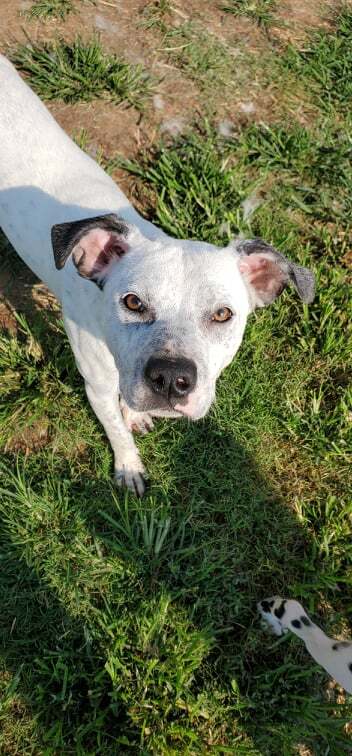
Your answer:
(52, 214), (315, 419)
(104, 238), (251, 419)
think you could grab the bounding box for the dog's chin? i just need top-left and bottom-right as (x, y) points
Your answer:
(173, 393), (211, 421)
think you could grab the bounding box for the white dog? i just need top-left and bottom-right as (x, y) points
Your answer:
(0, 55), (315, 495)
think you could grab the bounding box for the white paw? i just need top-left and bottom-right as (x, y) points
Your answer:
(114, 458), (148, 497)
(121, 404), (154, 435)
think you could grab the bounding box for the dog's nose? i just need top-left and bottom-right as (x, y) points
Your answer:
(144, 356), (197, 399)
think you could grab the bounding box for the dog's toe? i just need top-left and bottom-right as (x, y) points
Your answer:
(114, 466), (148, 497)
(120, 403), (155, 435)
(131, 416), (154, 435)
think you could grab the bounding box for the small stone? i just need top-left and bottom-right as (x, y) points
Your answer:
(94, 14), (118, 32)
(217, 120), (235, 138)
(153, 94), (165, 111)
(160, 117), (186, 137)
(239, 101), (256, 114)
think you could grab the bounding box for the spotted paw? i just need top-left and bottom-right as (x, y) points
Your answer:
(258, 596), (288, 636)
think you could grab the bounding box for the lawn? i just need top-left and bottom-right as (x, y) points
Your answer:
(0, 1), (351, 753)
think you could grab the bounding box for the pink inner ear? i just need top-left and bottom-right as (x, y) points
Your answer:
(239, 253), (285, 300)
(73, 228), (128, 280)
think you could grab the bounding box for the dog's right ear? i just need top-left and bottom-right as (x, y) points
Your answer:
(51, 213), (144, 288)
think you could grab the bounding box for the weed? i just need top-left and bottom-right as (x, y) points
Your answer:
(222, 0), (277, 28)
(27, 0), (95, 20)
(11, 36), (152, 106)
(117, 128), (249, 240)
(27, 0), (74, 19)
(162, 22), (244, 95)
(139, 0), (172, 33)
(284, 7), (352, 112)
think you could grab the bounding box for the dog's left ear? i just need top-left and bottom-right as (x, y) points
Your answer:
(234, 238), (315, 308)
(51, 213), (145, 288)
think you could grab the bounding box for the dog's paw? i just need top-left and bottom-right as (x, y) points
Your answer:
(257, 596), (288, 637)
(114, 460), (148, 497)
(121, 404), (154, 435)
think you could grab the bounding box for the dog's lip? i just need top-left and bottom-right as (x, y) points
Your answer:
(120, 390), (184, 415)
(173, 402), (195, 418)
(172, 405), (192, 417)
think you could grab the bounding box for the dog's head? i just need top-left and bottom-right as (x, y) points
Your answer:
(52, 213), (315, 419)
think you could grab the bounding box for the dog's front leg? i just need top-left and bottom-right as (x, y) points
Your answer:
(85, 381), (147, 497)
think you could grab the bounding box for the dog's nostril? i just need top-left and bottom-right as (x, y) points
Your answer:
(154, 375), (165, 392)
(175, 376), (189, 392)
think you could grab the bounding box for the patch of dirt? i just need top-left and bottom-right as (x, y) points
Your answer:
(274, 0), (335, 44)
(0, 248), (60, 334)
(50, 100), (143, 158)
(5, 418), (50, 454)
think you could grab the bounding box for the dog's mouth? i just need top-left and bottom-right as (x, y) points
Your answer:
(120, 384), (209, 420)
(173, 393), (202, 418)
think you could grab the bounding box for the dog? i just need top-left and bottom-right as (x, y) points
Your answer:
(0, 55), (315, 495)
(259, 596), (352, 693)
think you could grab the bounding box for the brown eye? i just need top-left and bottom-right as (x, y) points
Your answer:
(123, 293), (146, 313)
(212, 307), (233, 323)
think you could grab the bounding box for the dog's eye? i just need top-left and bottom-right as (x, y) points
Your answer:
(123, 293), (146, 313)
(211, 307), (233, 323)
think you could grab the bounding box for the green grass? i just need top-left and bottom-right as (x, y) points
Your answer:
(27, 0), (95, 20)
(139, 0), (172, 32)
(221, 0), (277, 28)
(11, 36), (152, 106)
(1, 5), (352, 754)
(283, 6), (352, 112)
(27, 0), (75, 19)
(162, 22), (245, 96)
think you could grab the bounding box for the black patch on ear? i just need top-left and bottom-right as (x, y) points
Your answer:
(332, 641), (352, 650)
(291, 619), (302, 629)
(51, 213), (129, 270)
(274, 600), (287, 619)
(349, 662), (352, 673)
(289, 263), (315, 304)
(238, 238), (315, 304)
(300, 616), (311, 627)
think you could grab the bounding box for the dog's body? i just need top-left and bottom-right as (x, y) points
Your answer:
(0, 55), (315, 494)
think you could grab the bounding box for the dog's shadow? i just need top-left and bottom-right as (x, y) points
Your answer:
(0, 233), (344, 752)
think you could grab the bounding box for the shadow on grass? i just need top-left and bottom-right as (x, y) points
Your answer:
(0, 239), (349, 753)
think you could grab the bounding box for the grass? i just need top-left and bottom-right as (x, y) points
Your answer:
(139, 0), (172, 32)
(221, 0), (277, 28)
(283, 6), (352, 112)
(27, 0), (74, 19)
(1, 4), (352, 754)
(162, 22), (244, 96)
(27, 0), (95, 20)
(11, 36), (152, 106)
